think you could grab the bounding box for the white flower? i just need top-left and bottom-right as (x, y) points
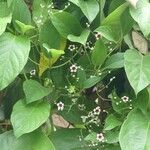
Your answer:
(94, 32), (101, 40)
(96, 133), (104, 142)
(70, 64), (78, 73)
(30, 69), (36, 76)
(93, 106), (101, 115)
(85, 41), (93, 49)
(121, 96), (129, 103)
(68, 45), (76, 51)
(57, 101), (64, 111)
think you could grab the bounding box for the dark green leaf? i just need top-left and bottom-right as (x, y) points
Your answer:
(91, 39), (107, 66)
(50, 11), (83, 38)
(23, 79), (51, 104)
(69, 0), (99, 22)
(104, 53), (124, 69)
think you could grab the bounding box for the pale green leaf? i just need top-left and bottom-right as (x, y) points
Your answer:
(130, 0), (150, 38)
(15, 20), (35, 34)
(119, 109), (150, 150)
(0, 33), (30, 90)
(124, 49), (150, 95)
(0, 2), (12, 36)
(11, 100), (50, 137)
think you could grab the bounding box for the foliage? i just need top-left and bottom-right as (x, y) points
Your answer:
(0, 0), (150, 150)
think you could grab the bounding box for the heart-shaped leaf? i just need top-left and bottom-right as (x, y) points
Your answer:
(0, 33), (30, 90)
(119, 109), (150, 150)
(130, 0), (150, 38)
(124, 49), (150, 95)
(50, 11), (83, 38)
(0, 130), (55, 150)
(91, 39), (107, 66)
(69, 0), (99, 22)
(23, 79), (51, 104)
(68, 29), (90, 45)
(11, 100), (50, 137)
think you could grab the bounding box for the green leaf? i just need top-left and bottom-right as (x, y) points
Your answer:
(134, 88), (149, 114)
(12, 0), (31, 30)
(50, 11), (83, 38)
(15, 20), (35, 34)
(11, 100), (50, 137)
(84, 132), (97, 143)
(95, 3), (133, 42)
(0, 2), (12, 36)
(119, 109), (150, 150)
(104, 53), (124, 69)
(105, 129), (119, 144)
(91, 39), (107, 66)
(77, 68), (86, 89)
(104, 114), (122, 130)
(130, 0), (150, 38)
(68, 29), (90, 45)
(0, 130), (55, 150)
(43, 43), (65, 59)
(39, 20), (66, 49)
(0, 33), (30, 90)
(50, 129), (87, 150)
(69, 0), (99, 22)
(124, 49), (150, 95)
(23, 79), (51, 104)
(83, 76), (101, 89)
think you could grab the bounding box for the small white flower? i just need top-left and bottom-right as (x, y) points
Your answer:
(94, 32), (101, 40)
(121, 96), (129, 103)
(68, 45), (76, 51)
(110, 76), (116, 82)
(85, 41), (93, 49)
(40, 3), (45, 8)
(92, 87), (98, 92)
(86, 22), (90, 28)
(57, 101), (64, 111)
(30, 69), (36, 76)
(93, 106), (101, 115)
(96, 133), (104, 142)
(70, 64), (78, 73)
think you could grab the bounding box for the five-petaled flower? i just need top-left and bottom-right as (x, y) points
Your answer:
(96, 133), (104, 142)
(121, 96), (129, 103)
(70, 64), (78, 73)
(57, 101), (64, 111)
(93, 106), (101, 115)
(68, 45), (76, 51)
